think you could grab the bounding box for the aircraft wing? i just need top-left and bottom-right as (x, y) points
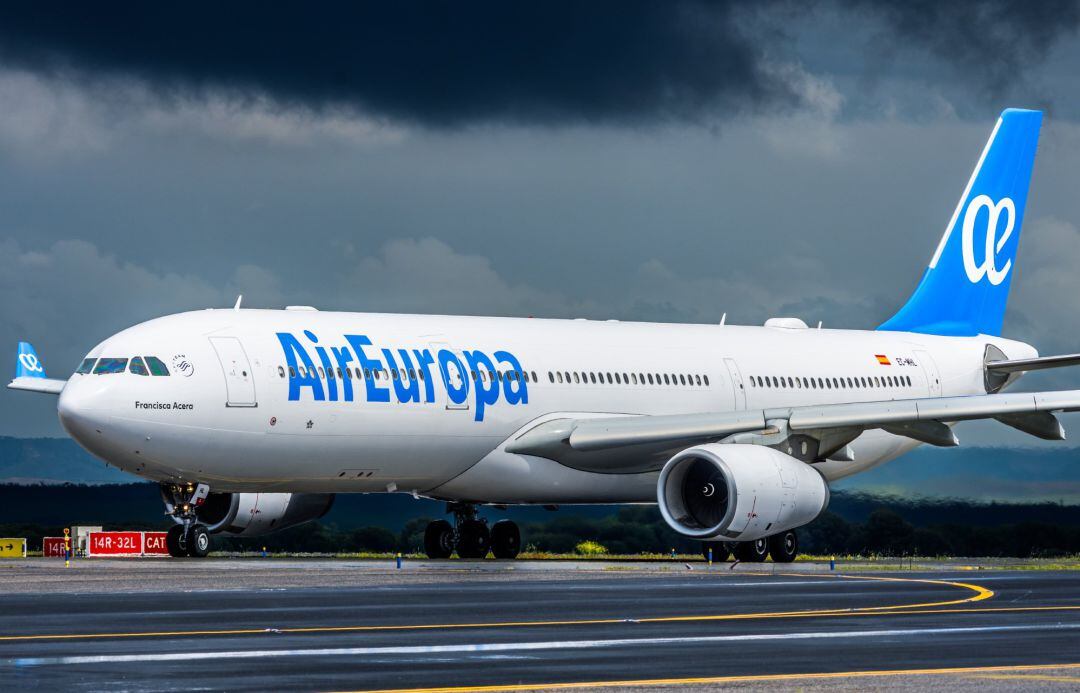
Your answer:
(505, 389), (1080, 474)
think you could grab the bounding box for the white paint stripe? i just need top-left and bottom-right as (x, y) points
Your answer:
(928, 116), (1003, 269)
(11, 623), (1078, 667)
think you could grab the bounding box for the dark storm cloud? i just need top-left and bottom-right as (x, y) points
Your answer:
(0, 1), (800, 126)
(0, 2), (1076, 125)
(840, 0), (1080, 89)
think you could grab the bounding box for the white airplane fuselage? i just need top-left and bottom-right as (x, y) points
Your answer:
(56, 307), (1035, 503)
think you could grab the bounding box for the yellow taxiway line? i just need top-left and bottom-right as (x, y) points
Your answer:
(350, 663), (1080, 693)
(0, 573), (994, 643)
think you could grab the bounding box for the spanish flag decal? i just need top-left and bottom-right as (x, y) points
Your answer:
(875, 354), (891, 365)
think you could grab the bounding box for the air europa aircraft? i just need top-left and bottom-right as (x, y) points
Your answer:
(10, 108), (1080, 561)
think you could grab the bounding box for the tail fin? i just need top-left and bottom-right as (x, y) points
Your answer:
(878, 108), (1042, 337)
(15, 342), (46, 379)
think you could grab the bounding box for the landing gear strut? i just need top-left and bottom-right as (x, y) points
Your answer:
(422, 503), (521, 560)
(161, 482), (213, 558)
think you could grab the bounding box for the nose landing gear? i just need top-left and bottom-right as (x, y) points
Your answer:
(422, 503), (522, 560)
(162, 482), (213, 558)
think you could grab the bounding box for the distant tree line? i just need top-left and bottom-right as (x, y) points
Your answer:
(3, 483), (1080, 557)
(8, 506), (1080, 558)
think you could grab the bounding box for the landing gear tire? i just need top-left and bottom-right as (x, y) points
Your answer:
(424, 519), (454, 559)
(734, 538), (769, 562)
(186, 524), (211, 558)
(701, 541), (730, 562)
(768, 530), (798, 563)
(166, 525), (188, 558)
(456, 519), (490, 559)
(490, 520), (521, 559)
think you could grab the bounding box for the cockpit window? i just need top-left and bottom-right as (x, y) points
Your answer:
(75, 358), (96, 375)
(129, 357), (149, 376)
(144, 356), (169, 376)
(93, 358), (128, 374)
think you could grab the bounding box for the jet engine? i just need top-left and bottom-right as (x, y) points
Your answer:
(657, 444), (828, 541)
(164, 491), (335, 537)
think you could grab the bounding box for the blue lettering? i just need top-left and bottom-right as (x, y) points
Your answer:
(277, 332), (324, 401)
(330, 346), (355, 402)
(438, 349), (469, 405)
(307, 332), (338, 402)
(413, 349), (437, 402)
(464, 350), (499, 421)
(345, 334), (390, 403)
(383, 348), (420, 403)
(496, 350), (528, 404)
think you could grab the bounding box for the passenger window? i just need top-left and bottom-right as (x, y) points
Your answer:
(93, 358), (128, 374)
(703, 375), (710, 386)
(573, 372), (580, 384)
(278, 366), (286, 378)
(145, 356), (170, 376)
(679, 374), (686, 386)
(695, 375), (702, 386)
(289, 366), (296, 378)
(76, 358), (97, 375)
(531, 371), (538, 382)
(129, 357), (149, 376)
(632, 373), (639, 385)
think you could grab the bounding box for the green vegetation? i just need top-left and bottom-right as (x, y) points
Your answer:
(4, 483), (1080, 557)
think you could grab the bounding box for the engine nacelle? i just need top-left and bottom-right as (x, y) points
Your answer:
(657, 444), (828, 542)
(167, 492), (335, 537)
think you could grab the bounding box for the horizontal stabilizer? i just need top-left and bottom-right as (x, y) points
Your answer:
(7, 377), (66, 395)
(986, 353), (1080, 373)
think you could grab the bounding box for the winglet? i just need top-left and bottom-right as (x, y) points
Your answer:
(16, 342), (46, 379)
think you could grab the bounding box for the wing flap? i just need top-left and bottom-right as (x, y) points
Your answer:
(507, 389), (1080, 471)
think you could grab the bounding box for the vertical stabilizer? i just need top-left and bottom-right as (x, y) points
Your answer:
(879, 109), (1042, 337)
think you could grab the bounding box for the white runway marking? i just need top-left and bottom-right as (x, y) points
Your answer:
(11, 623), (1079, 667)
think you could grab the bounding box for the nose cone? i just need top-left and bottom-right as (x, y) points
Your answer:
(57, 379), (105, 446)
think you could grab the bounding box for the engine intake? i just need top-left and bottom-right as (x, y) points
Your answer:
(165, 491), (335, 537)
(657, 444), (828, 541)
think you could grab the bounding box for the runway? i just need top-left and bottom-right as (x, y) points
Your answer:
(0, 559), (1078, 691)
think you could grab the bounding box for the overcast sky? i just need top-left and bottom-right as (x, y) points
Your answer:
(3, 1), (1080, 446)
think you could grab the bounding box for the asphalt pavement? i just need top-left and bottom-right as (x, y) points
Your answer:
(0, 559), (1077, 691)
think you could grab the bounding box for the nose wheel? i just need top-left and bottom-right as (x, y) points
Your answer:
(161, 482), (214, 558)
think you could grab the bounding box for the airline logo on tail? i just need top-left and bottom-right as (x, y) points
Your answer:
(15, 342), (46, 379)
(878, 108), (1042, 337)
(962, 194), (1014, 285)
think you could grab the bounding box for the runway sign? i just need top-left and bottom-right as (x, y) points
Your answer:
(42, 537), (67, 557)
(0, 538), (26, 558)
(87, 531), (143, 556)
(143, 532), (169, 555)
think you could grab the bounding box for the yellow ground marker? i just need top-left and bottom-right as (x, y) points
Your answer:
(0, 573), (993, 643)
(349, 662), (1080, 693)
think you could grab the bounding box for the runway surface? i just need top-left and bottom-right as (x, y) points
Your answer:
(0, 559), (1078, 691)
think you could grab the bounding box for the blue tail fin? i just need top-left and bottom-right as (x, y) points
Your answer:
(15, 342), (46, 379)
(878, 108), (1042, 337)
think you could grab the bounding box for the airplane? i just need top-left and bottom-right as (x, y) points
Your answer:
(10, 108), (1080, 562)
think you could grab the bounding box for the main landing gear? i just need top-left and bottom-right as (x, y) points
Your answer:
(423, 503), (521, 559)
(701, 529), (799, 564)
(161, 482), (213, 558)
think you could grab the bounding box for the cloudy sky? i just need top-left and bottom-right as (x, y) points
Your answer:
(3, 1), (1080, 454)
